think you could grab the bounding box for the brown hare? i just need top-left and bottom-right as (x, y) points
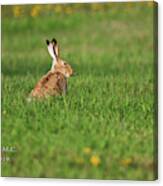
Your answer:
(28, 38), (74, 100)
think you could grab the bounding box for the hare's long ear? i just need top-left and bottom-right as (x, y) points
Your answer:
(52, 38), (60, 58)
(46, 39), (56, 60)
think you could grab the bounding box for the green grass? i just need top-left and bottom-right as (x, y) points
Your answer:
(1, 2), (157, 180)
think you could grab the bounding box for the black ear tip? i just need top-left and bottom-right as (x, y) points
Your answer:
(46, 40), (50, 45)
(52, 38), (57, 44)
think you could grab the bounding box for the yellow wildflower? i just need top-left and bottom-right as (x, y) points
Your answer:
(54, 5), (63, 13)
(83, 147), (92, 155)
(90, 155), (101, 166)
(91, 3), (103, 11)
(13, 6), (22, 17)
(30, 5), (41, 17)
(120, 158), (133, 167)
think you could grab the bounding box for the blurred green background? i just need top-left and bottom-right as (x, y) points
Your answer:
(1, 2), (157, 180)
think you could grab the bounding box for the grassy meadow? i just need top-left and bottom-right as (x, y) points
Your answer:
(1, 2), (157, 180)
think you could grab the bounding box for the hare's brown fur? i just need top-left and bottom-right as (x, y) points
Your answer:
(30, 71), (67, 98)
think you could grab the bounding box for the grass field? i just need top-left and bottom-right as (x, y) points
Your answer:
(1, 2), (157, 180)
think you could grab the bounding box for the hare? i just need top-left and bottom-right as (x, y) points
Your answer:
(28, 38), (74, 99)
